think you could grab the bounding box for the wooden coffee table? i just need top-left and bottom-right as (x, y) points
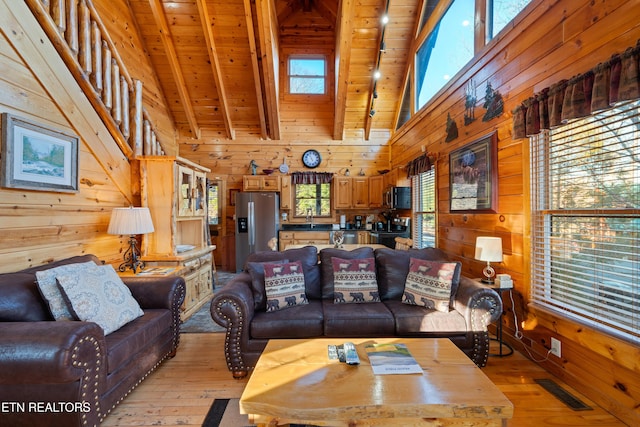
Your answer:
(239, 338), (513, 426)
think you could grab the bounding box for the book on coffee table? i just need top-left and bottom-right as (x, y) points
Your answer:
(365, 343), (423, 375)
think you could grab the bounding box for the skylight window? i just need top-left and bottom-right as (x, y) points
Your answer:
(288, 57), (326, 95)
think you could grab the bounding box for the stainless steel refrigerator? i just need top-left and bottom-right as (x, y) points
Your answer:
(235, 192), (280, 272)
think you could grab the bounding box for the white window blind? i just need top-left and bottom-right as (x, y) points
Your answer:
(412, 169), (436, 248)
(530, 99), (640, 342)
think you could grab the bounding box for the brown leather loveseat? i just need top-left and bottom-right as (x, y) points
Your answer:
(0, 255), (185, 426)
(211, 246), (502, 379)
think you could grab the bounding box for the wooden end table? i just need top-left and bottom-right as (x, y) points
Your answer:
(239, 338), (513, 426)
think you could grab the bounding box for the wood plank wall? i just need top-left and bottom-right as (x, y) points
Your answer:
(0, 0), (133, 272)
(389, 1), (640, 425)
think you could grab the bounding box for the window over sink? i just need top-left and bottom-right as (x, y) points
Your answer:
(294, 183), (331, 217)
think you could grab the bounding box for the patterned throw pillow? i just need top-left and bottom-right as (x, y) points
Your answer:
(403, 258), (457, 312)
(35, 261), (101, 320)
(263, 261), (308, 312)
(56, 265), (144, 334)
(331, 257), (379, 304)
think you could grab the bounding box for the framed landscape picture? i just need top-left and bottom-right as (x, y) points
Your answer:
(1, 113), (79, 192)
(449, 132), (497, 212)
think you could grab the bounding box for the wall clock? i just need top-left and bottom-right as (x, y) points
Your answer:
(302, 149), (321, 168)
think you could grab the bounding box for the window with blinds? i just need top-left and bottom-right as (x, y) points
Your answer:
(412, 169), (436, 248)
(530, 99), (640, 342)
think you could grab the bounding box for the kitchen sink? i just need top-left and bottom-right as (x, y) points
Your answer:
(280, 224), (334, 231)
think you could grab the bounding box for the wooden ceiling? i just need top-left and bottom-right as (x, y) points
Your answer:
(127, 0), (421, 142)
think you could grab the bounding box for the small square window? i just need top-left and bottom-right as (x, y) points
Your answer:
(288, 57), (326, 95)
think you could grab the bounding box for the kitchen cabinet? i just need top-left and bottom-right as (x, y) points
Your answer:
(243, 175), (281, 192)
(357, 231), (371, 244)
(333, 176), (369, 209)
(139, 156), (215, 320)
(368, 175), (384, 208)
(278, 230), (330, 250)
(280, 176), (292, 210)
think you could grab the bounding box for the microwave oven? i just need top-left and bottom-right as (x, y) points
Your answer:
(383, 186), (411, 209)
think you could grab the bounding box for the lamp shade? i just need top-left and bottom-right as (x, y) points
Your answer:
(475, 237), (503, 262)
(108, 207), (155, 235)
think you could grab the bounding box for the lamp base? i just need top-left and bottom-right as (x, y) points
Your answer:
(118, 235), (145, 274)
(481, 263), (496, 284)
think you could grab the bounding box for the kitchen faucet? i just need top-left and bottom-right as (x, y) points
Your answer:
(306, 208), (314, 228)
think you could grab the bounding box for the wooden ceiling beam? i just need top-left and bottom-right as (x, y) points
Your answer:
(254, 0), (281, 140)
(147, 0), (201, 139)
(333, 0), (356, 140)
(243, 0), (269, 140)
(196, 0), (235, 140)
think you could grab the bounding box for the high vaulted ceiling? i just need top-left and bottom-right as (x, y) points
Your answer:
(127, 0), (421, 142)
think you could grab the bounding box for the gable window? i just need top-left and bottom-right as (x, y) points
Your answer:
(530, 99), (640, 341)
(294, 183), (331, 217)
(288, 56), (326, 95)
(412, 168), (436, 248)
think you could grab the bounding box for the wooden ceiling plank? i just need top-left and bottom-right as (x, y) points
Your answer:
(196, 0), (235, 140)
(333, 0), (356, 140)
(243, 0), (269, 140)
(147, 0), (201, 139)
(254, 0), (281, 140)
(364, 0), (388, 141)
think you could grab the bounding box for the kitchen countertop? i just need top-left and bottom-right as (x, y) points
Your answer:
(284, 244), (387, 251)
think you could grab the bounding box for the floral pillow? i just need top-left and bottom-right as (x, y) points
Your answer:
(35, 261), (101, 320)
(331, 257), (379, 304)
(263, 261), (308, 312)
(56, 265), (144, 334)
(403, 258), (457, 312)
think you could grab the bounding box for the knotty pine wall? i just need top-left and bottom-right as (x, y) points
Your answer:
(389, 1), (640, 424)
(0, 0), (134, 272)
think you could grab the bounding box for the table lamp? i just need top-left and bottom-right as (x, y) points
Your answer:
(474, 236), (503, 284)
(108, 206), (155, 273)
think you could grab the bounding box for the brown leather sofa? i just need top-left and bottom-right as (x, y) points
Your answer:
(211, 246), (502, 379)
(0, 255), (185, 427)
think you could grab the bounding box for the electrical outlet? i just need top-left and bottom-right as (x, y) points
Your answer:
(550, 337), (562, 357)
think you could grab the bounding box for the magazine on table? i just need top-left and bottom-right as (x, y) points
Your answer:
(365, 343), (423, 375)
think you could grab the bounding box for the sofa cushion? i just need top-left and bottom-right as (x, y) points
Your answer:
(247, 259), (288, 311)
(56, 265), (144, 335)
(35, 261), (100, 320)
(319, 247), (375, 298)
(246, 246), (322, 300)
(322, 299), (395, 337)
(250, 300), (324, 338)
(331, 257), (379, 303)
(403, 258), (457, 312)
(0, 273), (53, 321)
(384, 300), (467, 335)
(375, 248), (461, 307)
(263, 261), (308, 312)
(105, 308), (171, 374)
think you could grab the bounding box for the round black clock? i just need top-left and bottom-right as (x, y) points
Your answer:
(302, 149), (321, 168)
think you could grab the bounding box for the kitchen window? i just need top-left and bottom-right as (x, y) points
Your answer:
(294, 183), (331, 217)
(530, 99), (640, 341)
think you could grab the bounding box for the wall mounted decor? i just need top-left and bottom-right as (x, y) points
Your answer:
(464, 80), (477, 125)
(449, 132), (497, 212)
(1, 113), (78, 192)
(445, 113), (458, 142)
(482, 82), (504, 121)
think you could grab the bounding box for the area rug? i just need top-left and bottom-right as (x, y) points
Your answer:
(181, 271), (237, 333)
(202, 398), (317, 427)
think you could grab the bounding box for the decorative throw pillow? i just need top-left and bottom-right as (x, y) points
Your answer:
(403, 258), (457, 312)
(263, 261), (308, 312)
(35, 261), (101, 320)
(56, 265), (144, 335)
(331, 257), (379, 304)
(247, 259), (288, 310)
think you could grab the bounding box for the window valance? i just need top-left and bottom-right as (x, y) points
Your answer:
(513, 39), (640, 139)
(406, 153), (434, 178)
(291, 172), (334, 184)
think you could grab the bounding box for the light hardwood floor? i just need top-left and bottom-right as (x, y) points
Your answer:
(102, 333), (626, 427)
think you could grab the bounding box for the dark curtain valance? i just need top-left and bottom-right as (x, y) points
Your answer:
(291, 172), (334, 184)
(513, 39), (640, 139)
(406, 153), (433, 178)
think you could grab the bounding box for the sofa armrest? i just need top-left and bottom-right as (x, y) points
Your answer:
(453, 276), (502, 331)
(121, 276), (186, 311)
(210, 272), (255, 377)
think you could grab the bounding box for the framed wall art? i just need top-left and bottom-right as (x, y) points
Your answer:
(1, 113), (79, 192)
(449, 132), (497, 212)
